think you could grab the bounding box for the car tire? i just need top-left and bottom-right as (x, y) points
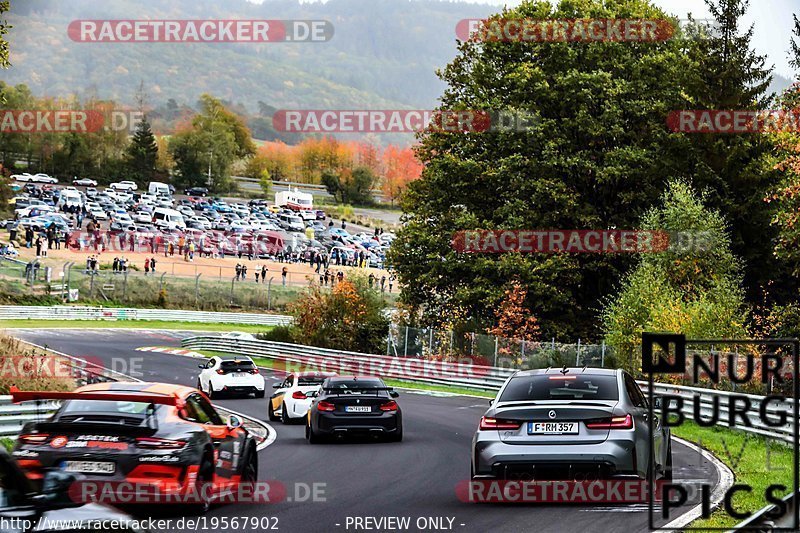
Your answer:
(186, 454), (214, 515)
(268, 401), (279, 421)
(389, 424), (403, 442)
(280, 403), (291, 424)
(307, 423), (322, 444)
(207, 383), (216, 400)
(241, 444), (258, 484)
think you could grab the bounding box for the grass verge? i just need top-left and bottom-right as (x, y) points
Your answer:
(0, 319), (276, 333)
(672, 422), (795, 530)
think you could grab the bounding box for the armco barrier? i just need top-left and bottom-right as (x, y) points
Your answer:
(181, 336), (797, 444)
(0, 305), (292, 326)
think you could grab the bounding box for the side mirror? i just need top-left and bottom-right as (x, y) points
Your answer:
(228, 415), (242, 428)
(273, 383), (281, 389)
(198, 364), (205, 369)
(389, 391), (399, 398)
(488, 399), (494, 406)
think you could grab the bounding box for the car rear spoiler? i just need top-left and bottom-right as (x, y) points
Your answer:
(10, 386), (182, 406)
(322, 386), (394, 393)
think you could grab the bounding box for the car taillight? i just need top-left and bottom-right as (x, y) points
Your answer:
(379, 400), (398, 412)
(292, 391), (307, 400)
(135, 437), (187, 449)
(19, 433), (49, 444)
(585, 414), (634, 430)
(479, 417), (522, 430)
(317, 401), (336, 412)
(249, 369), (260, 374)
(216, 369), (225, 375)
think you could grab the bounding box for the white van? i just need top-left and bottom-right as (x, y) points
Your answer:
(56, 190), (84, 210)
(148, 182), (171, 197)
(152, 207), (186, 230)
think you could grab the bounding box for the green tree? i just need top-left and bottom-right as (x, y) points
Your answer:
(258, 168), (272, 197)
(321, 167), (375, 205)
(677, 0), (787, 304)
(125, 116), (159, 185)
(169, 94), (255, 192)
(389, 0), (693, 337)
(0, 1), (10, 70)
(602, 181), (748, 372)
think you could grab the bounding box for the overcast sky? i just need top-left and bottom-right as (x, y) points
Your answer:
(245, 0), (798, 77)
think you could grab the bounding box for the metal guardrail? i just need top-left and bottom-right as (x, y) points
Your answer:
(0, 305), (292, 326)
(181, 336), (796, 443)
(729, 492), (798, 532)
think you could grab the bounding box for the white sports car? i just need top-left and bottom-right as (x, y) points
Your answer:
(197, 355), (266, 399)
(268, 372), (337, 424)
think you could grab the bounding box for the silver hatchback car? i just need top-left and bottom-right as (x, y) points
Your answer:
(471, 368), (671, 480)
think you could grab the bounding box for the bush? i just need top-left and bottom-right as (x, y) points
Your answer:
(257, 325), (295, 343)
(289, 274), (388, 353)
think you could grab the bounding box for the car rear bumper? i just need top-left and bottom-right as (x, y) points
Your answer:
(315, 412), (401, 435)
(472, 432), (636, 478)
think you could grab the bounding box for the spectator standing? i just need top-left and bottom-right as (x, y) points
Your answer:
(150, 257), (156, 273)
(281, 266), (288, 286)
(261, 265), (267, 282)
(380, 275), (386, 293)
(144, 258), (150, 275)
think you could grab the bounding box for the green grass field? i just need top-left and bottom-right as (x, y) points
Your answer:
(672, 422), (795, 529)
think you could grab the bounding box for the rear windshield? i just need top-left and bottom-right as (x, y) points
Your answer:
(499, 374), (619, 402)
(59, 399), (157, 415)
(221, 361), (256, 371)
(325, 379), (385, 392)
(298, 377), (326, 386)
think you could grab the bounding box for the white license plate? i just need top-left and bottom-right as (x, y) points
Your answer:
(232, 373), (246, 378)
(345, 406), (371, 413)
(528, 422), (578, 435)
(63, 461), (115, 474)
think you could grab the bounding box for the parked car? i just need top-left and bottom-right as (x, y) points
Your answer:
(72, 177), (98, 187)
(185, 187), (209, 196)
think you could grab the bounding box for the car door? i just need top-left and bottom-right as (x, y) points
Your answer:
(624, 373), (663, 475)
(201, 358), (218, 390)
(184, 394), (245, 481)
(271, 375), (294, 412)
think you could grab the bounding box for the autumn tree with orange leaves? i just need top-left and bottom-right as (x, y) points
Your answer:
(383, 145), (423, 206)
(487, 282), (540, 342)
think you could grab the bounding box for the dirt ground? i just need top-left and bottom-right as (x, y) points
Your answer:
(14, 245), (395, 289)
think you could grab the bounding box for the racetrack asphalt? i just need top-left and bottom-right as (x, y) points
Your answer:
(8, 328), (720, 533)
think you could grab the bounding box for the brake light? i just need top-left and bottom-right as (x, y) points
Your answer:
(380, 400), (398, 412)
(585, 414), (634, 430)
(479, 417), (522, 430)
(135, 437), (187, 449)
(216, 369), (225, 375)
(548, 375), (577, 380)
(249, 369), (259, 374)
(292, 391), (307, 400)
(19, 433), (49, 444)
(317, 401), (336, 412)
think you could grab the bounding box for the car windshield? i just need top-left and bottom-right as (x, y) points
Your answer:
(499, 375), (619, 402)
(298, 376), (327, 386)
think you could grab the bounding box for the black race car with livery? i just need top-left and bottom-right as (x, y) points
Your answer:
(305, 376), (402, 443)
(10, 382), (260, 513)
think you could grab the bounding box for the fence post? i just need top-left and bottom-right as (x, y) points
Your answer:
(122, 271), (128, 300)
(601, 341), (606, 367)
(429, 328), (434, 356)
(89, 269), (95, 298)
(404, 326), (409, 357)
(230, 277), (236, 305)
(521, 339), (525, 359)
(267, 277), (273, 310)
(386, 329), (391, 356)
(449, 329), (454, 355)
(195, 274), (202, 307)
(159, 272), (166, 294)
(494, 336), (499, 367)
(576, 338), (581, 366)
